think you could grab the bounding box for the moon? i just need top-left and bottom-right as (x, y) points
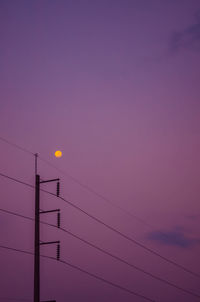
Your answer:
(55, 150), (62, 158)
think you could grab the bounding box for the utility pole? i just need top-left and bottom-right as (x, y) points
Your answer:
(34, 154), (61, 302)
(34, 173), (40, 302)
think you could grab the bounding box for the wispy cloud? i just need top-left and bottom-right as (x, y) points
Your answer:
(146, 229), (200, 248)
(170, 11), (200, 53)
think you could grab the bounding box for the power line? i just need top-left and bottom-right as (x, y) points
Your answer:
(0, 172), (34, 189)
(0, 208), (34, 221)
(58, 196), (200, 279)
(0, 298), (31, 301)
(0, 136), (34, 156)
(58, 259), (156, 302)
(1, 171), (200, 280)
(0, 244), (156, 302)
(0, 135), (153, 229)
(0, 244), (33, 256)
(39, 156), (153, 229)
(1, 207), (200, 299)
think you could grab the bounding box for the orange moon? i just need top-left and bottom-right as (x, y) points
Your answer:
(55, 150), (62, 158)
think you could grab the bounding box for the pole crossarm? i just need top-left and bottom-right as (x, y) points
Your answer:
(40, 241), (60, 246)
(40, 178), (59, 184)
(40, 209), (60, 214)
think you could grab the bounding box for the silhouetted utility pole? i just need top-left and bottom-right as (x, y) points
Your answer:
(34, 165), (61, 302)
(34, 173), (40, 302)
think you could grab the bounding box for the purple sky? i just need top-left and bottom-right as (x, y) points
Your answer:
(0, 1), (200, 301)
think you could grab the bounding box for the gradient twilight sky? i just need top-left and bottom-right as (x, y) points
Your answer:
(0, 1), (200, 301)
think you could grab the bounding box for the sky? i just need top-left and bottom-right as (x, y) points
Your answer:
(0, 0), (200, 301)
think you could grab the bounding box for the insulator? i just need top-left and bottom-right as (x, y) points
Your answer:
(57, 243), (60, 260)
(57, 212), (60, 228)
(56, 182), (60, 197)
